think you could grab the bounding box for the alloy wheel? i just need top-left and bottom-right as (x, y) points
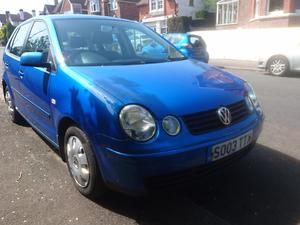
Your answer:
(269, 59), (286, 76)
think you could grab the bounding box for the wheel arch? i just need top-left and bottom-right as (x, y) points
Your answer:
(57, 117), (78, 161)
(2, 79), (7, 97)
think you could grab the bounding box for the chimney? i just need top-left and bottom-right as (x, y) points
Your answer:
(5, 11), (10, 23)
(32, 10), (36, 17)
(19, 9), (25, 21)
(54, 0), (58, 5)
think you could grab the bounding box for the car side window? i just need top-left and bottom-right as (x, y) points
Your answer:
(9, 23), (31, 57)
(24, 21), (50, 56)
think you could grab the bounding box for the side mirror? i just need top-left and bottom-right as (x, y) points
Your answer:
(20, 52), (50, 68)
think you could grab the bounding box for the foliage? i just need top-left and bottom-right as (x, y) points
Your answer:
(0, 23), (16, 46)
(202, 0), (218, 12)
(195, 10), (207, 19)
(167, 16), (191, 33)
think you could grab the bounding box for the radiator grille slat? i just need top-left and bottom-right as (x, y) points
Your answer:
(182, 100), (250, 135)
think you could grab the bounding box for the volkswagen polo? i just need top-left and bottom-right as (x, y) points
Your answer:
(2, 15), (263, 197)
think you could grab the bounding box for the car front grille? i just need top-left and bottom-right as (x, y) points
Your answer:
(182, 100), (250, 135)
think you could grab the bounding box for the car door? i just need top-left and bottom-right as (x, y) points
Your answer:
(188, 35), (208, 62)
(19, 21), (56, 141)
(3, 22), (32, 111)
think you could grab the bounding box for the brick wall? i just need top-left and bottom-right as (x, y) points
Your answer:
(217, 0), (299, 29)
(138, 0), (176, 21)
(139, 4), (149, 20)
(119, 2), (139, 21)
(61, 0), (72, 13)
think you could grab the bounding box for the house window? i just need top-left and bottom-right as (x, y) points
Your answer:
(267, 0), (284, 14)
(150, 0), (164, 12)
(110, 0), (118, 10)
(296, 0), (300, 13)
(90, 0), (100, 12)
(216, 0), (239, 25)
(189, 0), (194, 7)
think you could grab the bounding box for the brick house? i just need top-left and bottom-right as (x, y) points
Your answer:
(137, 0), (204, 34)
(41, 0), (139, 21)
(107, 0), (139, 20)
(41, 0), (88, 14)
(216, 0), (300, 29)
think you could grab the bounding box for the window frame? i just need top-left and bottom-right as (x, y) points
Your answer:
(150, 0), (164, 12)
(24, 21), (51, 54)
(216, 0), (239, 26)
(25, 20), (57, 71)
(189, 0), (194, 7)
(110, 0), (118, 10)
(90, 0), (100, 12)
(267, 0), (284, 15)
(8, 21), (33, 58)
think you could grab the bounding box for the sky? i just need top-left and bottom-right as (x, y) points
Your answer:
(0, 0), (55, 14)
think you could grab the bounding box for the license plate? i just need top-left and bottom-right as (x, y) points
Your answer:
(211, 130), (253, 162)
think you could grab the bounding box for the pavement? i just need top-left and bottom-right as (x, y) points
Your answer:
(210, 59), (261, 71)
(1, 49), (300, 225)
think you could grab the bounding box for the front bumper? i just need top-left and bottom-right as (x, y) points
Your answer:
(98, 114), (264, 195)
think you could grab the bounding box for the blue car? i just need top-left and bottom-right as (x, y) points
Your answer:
(2, 15), (263, 197)
(164, 33), (209, 63)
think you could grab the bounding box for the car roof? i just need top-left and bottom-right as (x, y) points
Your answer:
(28, 14), (135, 24)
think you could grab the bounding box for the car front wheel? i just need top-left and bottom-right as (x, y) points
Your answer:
(64, 126), (106, 198)
(268, 56), (289, 76)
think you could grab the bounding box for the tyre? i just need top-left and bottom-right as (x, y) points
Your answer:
(268, 56), (289, 76)
(64, 126), (106, 198)
(4, 86), (23, 123)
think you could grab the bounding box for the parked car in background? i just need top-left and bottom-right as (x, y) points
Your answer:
(2, 15), (263, 197)
(164, 33), (209, 63)
(258, 48), (300, 76)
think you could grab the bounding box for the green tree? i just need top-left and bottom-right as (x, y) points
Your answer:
(203, 0), (218, 12)
(0, 23), (16, 46)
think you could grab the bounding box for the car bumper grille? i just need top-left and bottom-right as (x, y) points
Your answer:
(144, 143), (254, 190)
(182, 100), (250, 135)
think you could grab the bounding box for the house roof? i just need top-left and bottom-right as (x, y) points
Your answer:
(44, 4), (56, 13)
(52, 1), (63, 13)
(0, 11), (32, 24)
(0, 14), (6, 24)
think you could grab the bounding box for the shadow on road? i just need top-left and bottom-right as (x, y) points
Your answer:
(263, 71), (300, 78)
(91, 144), (300, 225)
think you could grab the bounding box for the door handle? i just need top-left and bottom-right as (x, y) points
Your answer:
(4, 63), (9, 68)
(18, 70), (24, 79)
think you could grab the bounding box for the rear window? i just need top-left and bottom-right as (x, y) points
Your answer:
(189, 35), (206, 49)
(164, 34), (186, 45)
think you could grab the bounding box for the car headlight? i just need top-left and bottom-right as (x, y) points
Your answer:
(119, 105), (156, 141)
(162, 116), (181, 136)
(244, 82), (263, 115)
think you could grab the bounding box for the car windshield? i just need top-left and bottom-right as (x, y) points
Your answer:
(53, 19), (187, 66)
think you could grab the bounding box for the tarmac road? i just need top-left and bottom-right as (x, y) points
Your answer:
(1, 48), (300, 225)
